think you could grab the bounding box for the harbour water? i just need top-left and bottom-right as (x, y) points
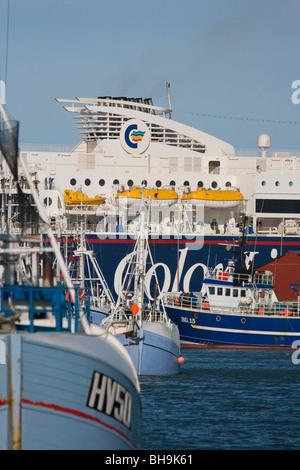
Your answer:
(139, 348), (300, 450)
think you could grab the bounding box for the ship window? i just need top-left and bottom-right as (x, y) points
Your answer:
(183, 181), (190, 186)
(156, 180), (162, 188)
(113, 179), (119, 185)
(225, 181), (231, 187)
(241, 290), (246, 297)
(209, 160), (220, 174)
(275, 181), (279, 187)
(225, 288), (231, 296)
(208, 287), (215, 295)
(70, 178), (76, 186)
(211, 181), (218, 189)
(127, 179), (134, 187)
(99, 179), (105, 186)
(197, 181), (203, 188)
(141, 180), (147, 187)
(233, 289), (238, 297)
(261, 181), (266, 186)
(85, 178), (91, 186)
(289, 181), (293, 187)
(256, 199), (300, 214)
(217, 288), (223, 296)
(170, 180), (176, 186)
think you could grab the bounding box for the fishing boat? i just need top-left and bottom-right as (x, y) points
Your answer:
(163, 217), (300, 348)
(67, 231), (114, 324)
(181, 187), (244, 208)
(101, 201), (183, 375)
(0, 101), (141, 450)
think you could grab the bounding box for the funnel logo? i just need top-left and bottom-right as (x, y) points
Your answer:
(120, 119), (150, 154)
(128, 128), (145, 146)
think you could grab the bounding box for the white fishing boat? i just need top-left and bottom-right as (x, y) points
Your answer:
(101, 196), (184, 375)
(0, 101), (141, 450)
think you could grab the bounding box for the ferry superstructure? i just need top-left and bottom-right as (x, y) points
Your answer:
(4, 94), (300, 303)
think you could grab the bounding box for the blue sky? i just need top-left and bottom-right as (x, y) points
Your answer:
(0, 0), (299, 150)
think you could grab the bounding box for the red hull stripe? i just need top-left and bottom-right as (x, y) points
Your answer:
(82, 238), (300, 246)
(44, 237), (300, 246)
(17, 398), (136, 448)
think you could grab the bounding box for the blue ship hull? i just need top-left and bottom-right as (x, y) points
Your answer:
(165, 305), (300, 348)
(79, 233), (300, 300)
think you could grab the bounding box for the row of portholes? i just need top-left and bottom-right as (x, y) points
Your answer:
(261, 180), (294, 187)
(192, 313), (247, 324)
(69, 178), (233, 189)
(215, 315), (246, 324)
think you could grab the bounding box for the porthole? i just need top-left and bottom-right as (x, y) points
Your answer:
(211, 181), (217, 188)
(99, 179), (105, 186)
(225, 181), (231, 187)
(156, 180), (162, 188)
(193, 313), (198, 319)
(216, 316), (221, 322)
(70, 178), (76, 186)
(169, 180), (176, 186)
(113, 179), (119, 185)
(261, 181), (266, 186)
(141, 180), (147, 187)
(275, 181), (279, 187)
(85, 178), (91, 186)
(197, 181), (203, 188)
(241, 318), (246, 324)
(127, 179), (134, 187)
(183, 180), (190, 186)
(289, 181), (293, 187)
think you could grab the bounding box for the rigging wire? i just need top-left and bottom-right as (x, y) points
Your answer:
(177, 109), (300, 126)
(5, 0), (10, 87)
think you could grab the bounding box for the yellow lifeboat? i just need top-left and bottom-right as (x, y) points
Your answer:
(115, 186), (178, 206)
(181, 187), (243, 208)
(64, 189), (105, 206)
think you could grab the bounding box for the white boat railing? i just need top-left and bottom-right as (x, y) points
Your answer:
(164, 293), (300, 317)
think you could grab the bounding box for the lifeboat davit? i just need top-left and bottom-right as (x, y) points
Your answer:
(115, 186), (178, 206)
(181, 187), (243, 208)
(64, 189), (105, 206)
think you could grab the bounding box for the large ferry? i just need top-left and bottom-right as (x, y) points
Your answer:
(8, 91), (300, 302)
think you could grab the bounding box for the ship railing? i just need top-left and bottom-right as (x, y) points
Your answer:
(205, 269), (252, 284)
(253, 271), (273, 285)
(164, 293), (300, 317)
(0, 284), (86, 333)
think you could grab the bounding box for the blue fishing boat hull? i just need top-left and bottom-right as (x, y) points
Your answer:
(0, 332), (141, 450)
(165, 305), (300, 348)
(116, 322), (181, 375)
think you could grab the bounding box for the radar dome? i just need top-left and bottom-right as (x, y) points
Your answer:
(257, 134), (271, 149)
